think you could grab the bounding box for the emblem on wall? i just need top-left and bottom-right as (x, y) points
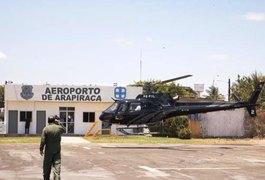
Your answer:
(114, 87), (126, 100)
(20, 85), (34, 100)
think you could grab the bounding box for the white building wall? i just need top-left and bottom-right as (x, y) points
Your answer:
(7, 101), (36, 134)
(73, 102), (110, 135)
(6, 101), (112, 135)
(200, 109), (245, 137)
(4, 84), (142, 135)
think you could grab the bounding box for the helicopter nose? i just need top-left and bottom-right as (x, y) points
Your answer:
(99, 113), (114, 122)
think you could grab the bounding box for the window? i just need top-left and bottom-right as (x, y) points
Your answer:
(118, 103), (128, 113)
(20, 111), (32, 122)
(68, 107), (75, 111)
(105, 102), (119, 113)
(129, 103), (141, 112)
(83, 112), (95, 123)
(59, 107), (66, 111)
(59, 107), (75, 111)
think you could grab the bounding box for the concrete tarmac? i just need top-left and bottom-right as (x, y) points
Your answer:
(1, 137), (265, 179)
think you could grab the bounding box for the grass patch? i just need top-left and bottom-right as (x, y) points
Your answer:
(0, 136), (41, 144)
(1, 135), (264, 144)
(84, 135), (263, 144)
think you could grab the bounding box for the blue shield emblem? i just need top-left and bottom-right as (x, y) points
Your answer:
(20, 85), (34, 100)
(114, 87), (126, 100)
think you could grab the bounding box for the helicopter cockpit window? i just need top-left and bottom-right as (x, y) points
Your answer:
(129, 103), (141, 112)
(105, 102), (119, 113)
(118, 103), (128, 113)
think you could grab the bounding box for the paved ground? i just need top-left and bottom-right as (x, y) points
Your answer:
(1, 137), (265, 179)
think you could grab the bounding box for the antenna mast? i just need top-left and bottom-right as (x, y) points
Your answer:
(140, 49), (142, 81)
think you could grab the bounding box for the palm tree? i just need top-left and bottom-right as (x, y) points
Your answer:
(206, 85), (224, 100)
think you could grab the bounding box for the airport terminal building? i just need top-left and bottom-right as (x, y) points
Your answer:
(3, 84), (142, 135)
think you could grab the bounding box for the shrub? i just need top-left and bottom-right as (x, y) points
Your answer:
(244, 110), (265, 138)
(163, 116), (192, 139)
(178, 127), (192, 139)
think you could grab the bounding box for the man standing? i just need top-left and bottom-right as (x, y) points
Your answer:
(40, 115), (65, 180)
(25, 118), (31, 134)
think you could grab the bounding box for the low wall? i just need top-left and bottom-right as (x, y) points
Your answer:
(190, 109), (246, 138)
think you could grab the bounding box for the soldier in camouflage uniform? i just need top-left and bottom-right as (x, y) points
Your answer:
(40, 115), (65, 180)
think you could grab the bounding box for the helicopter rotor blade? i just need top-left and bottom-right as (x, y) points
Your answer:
(160, 74), (192, 84)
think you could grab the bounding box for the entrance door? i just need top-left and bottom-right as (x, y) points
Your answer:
(67, 111), (74, 134)
(8, 110), (18, 134)
(36, 111), (46, 134)
(59, 107), (75, 134)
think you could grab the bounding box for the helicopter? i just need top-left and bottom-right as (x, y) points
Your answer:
(99, 75), (264, 126)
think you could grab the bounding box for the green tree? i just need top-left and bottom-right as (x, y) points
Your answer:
(206, 85), (225, 100)
(231, 71), (265, 109)
(0, 85), (4, 108)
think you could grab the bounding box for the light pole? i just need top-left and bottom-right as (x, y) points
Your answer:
(228, 78), (231, 102)
(140, 49), (143, 81)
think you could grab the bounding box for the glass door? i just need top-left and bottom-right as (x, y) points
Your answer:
(59, 107), (75, 134)
(59, 111), (67, 132)
(67, 111), (74, 134)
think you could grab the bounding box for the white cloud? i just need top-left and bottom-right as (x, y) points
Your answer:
(0, 52), (8, 59)
(243, 12), (265, 22)
(209, 53), (229, 60)
(113, 38), (135, 48)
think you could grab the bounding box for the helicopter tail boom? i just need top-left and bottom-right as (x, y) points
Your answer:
(247, 106), (257, 117)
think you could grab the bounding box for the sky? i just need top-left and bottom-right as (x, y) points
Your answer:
(1, 0), (265, 99)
